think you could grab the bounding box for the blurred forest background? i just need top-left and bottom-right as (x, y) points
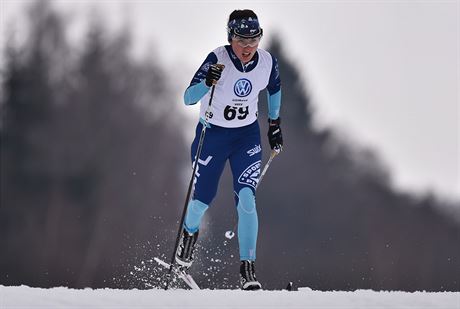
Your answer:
(1, 2), (459, 291)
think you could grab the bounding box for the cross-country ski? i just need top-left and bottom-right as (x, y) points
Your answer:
(154, 257), (200, 290)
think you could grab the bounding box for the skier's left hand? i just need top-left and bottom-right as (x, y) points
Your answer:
(267, 118), (283, 152)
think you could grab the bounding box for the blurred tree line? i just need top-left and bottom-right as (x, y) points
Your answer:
(1, 1), (187, 288)
(1, 2), (459, 291)
(257, 40), (460, 291)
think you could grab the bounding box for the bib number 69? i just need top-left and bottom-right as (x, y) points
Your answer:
(224, 105), (249, 121)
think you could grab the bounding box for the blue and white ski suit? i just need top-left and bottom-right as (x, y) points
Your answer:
(183, 45), (281, 261)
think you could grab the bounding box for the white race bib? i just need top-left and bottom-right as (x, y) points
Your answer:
(200, 46), (273, 128)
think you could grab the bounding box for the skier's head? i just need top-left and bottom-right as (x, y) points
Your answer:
(227, 9), (262, 63)
(227, 9), (263, 41)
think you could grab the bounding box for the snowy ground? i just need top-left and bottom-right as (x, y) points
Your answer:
(1, 285), (459, 309)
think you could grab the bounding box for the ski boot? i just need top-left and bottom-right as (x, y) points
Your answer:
(175, 228), (199, 268)
(240, 260), (262, 290)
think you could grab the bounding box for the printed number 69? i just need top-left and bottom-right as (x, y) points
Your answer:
(224, 105), (249, 121)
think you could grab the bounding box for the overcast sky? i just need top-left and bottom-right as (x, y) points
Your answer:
(2, 0), (459, 201)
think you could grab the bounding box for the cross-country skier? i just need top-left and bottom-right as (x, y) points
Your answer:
(176, 9), (283, 291)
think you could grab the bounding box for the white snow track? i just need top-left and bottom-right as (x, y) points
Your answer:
(1, 285), (459, 309)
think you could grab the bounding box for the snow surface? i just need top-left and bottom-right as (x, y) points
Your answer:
(1, 285), (459, 309)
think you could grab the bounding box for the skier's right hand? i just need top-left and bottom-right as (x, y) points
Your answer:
(205, 64), (224, 87)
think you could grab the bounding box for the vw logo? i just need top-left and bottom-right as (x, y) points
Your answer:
(234, 78), (252, 97)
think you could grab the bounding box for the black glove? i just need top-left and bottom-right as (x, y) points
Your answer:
(205, 64), (224, 87)
(267, 118), (283, 151)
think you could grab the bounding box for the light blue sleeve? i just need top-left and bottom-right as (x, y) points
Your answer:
(184, 80), (210, 105)
(267, 89), (281, 120)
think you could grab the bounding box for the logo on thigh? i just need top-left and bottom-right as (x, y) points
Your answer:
(193, 155), (213, 186)
(246, 144), (261, 157)
(238, 160), (261, 189)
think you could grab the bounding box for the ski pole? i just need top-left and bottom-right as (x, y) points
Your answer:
(256, 147), (280, 190)
(165, 65), (224, 290)
(225, 147), (281, 240)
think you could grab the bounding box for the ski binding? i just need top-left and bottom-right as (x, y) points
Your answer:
(154, 257), (200, 290)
